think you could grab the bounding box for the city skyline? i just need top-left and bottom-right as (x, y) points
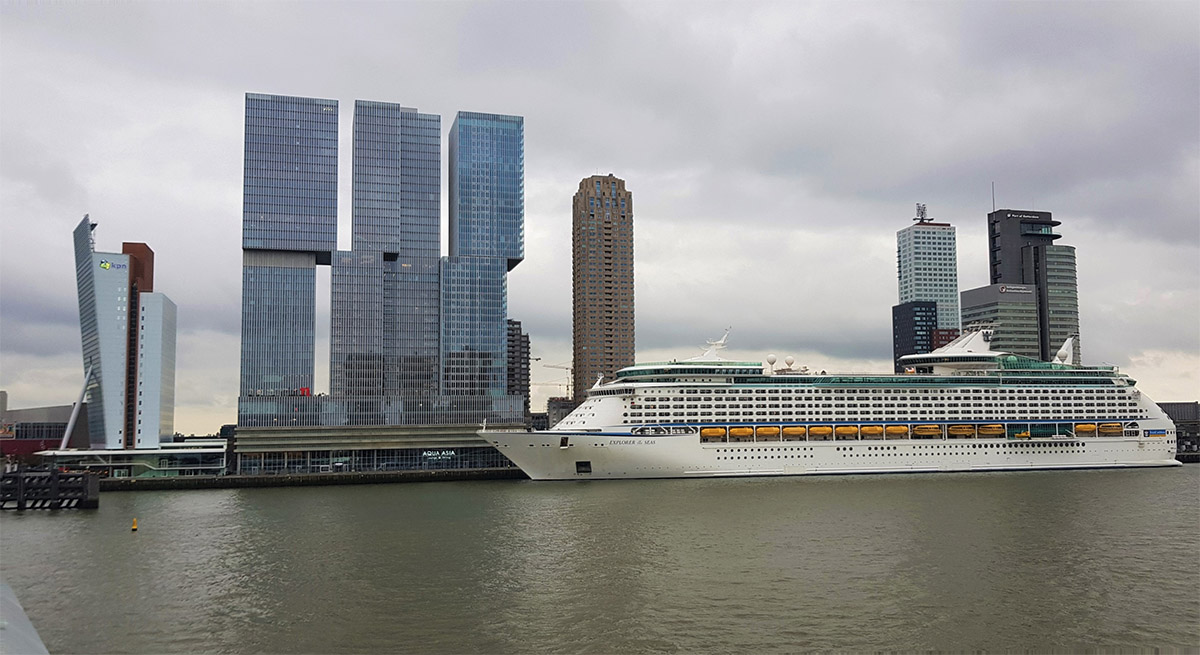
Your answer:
(1, 2), (1197, 434)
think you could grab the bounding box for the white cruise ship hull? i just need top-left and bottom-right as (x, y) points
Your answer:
(484, 429), (1179, 481)
(495, 330), (1182, 481)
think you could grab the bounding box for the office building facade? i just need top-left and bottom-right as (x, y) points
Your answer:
(238, 94), (526, 427)
(978, 209), (1081, 363)
(440, 111), (525, 423)
(72, 216), (177, 449)
(239, 94), (338, 425)
(960, 283), (1041, 358)
(571, 174), (635, 402)
(892, 301), (938, 372)
(507, 319), (531, 423)
(892, 209), (959, 367)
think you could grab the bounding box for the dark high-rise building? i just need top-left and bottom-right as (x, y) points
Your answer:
(981, 209), (1081, 363)
(572, 174), (634, 402)
(506, 319), (531, 424)
(892, 301), (938, 372)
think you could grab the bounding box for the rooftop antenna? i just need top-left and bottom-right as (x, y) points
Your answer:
(991, 182), (996, 212)
(913, 203), (932, 223)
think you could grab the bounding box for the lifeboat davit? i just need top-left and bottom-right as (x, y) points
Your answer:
(859, 425), (885, 437)
(700, 427), (727, 438)
(1074, 423), (1097, 433)
(978, 424), (1004, 436)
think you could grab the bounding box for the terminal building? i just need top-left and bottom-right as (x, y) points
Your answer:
(0, 392), (89, 458)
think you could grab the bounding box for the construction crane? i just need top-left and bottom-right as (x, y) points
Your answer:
(543, 362), (573, 398)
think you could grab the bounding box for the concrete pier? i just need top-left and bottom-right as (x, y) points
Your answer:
(98, 467), (526, 492)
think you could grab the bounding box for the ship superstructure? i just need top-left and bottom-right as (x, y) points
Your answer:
(483, 331), (1180, 480)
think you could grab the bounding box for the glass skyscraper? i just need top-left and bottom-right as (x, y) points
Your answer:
(448, 112), (525, 268)
(239, 94), (526, 427)
(351, 101), (440, 257)
(239, 93), (338, 426)
(441, 111), (525, 423)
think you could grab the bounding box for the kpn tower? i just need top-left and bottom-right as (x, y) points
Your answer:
(237, 93), (525, 428)
(72, 216), (177, 449)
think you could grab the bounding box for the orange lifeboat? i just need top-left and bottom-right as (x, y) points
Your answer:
(1074, 423), (1097, 433)
(782, 426), (807, 439)
(700, 427), (727, 439)
(835, 426), (859, 440)
(978, 425), (1004, 436)
(948, 425), (976, 437)
(913, 424), (942, 437)
(756, 426), (781, 440)
(1098, 423), (1122, 434)
(859, 425), (885, 437)
(729, 427), (754, 439)
(884, 425), (909, 437)
(808, 426), (833, 440)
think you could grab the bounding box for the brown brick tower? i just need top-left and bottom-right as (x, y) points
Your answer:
(572, 174), (634, 403)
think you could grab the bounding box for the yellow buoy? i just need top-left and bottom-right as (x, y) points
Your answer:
(132, 518), (138, 532)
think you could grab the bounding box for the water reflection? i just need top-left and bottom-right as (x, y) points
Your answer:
(1, 468), (1197, 653)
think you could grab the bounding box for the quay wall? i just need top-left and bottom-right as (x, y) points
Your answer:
(99, 467), (527, 492)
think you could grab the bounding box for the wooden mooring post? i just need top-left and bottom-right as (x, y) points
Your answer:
(0, 466), (99, 510)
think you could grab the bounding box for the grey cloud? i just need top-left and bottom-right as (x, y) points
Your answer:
(1, 1), (1196, 431)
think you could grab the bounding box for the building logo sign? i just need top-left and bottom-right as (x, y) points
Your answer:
(998, 285), (1032, 294)
(99, 260), (127, 271)
(422, 450), (456, 461)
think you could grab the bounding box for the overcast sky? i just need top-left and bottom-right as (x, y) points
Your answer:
(1, 1), (1197, 435)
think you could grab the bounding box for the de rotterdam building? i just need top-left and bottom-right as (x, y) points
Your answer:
(237, 93), (524, 428)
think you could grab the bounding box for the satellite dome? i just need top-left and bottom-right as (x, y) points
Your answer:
(766, 354), (777, 365)
(785, 356), (795, 366)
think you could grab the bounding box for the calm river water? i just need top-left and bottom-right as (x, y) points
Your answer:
(3, 467), (1198, 653)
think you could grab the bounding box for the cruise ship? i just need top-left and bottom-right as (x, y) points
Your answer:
(483, 330), (1180, 480)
